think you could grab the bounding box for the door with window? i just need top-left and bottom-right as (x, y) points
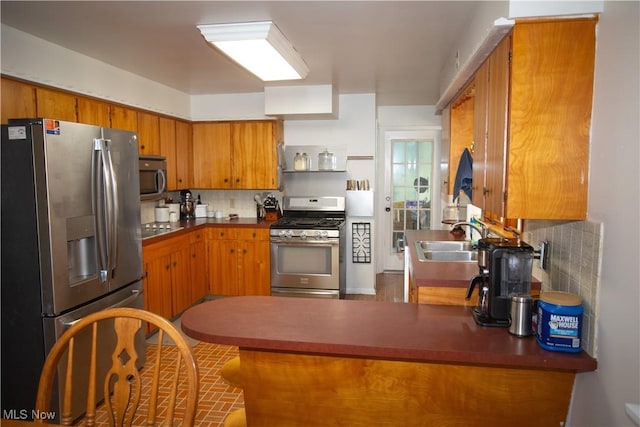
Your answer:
(382, 130), (440, 271)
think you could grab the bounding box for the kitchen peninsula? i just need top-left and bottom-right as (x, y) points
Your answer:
(181, 296), (596, 426)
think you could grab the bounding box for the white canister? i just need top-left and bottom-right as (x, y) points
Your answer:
(155, 207), (170, 222)
(167, 203), (181, 217)
(169, 212), (179, 223)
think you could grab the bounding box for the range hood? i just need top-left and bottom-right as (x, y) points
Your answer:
(264, 84), (338, 119)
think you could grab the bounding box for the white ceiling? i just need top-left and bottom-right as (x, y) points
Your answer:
(0, 1), (478, 106)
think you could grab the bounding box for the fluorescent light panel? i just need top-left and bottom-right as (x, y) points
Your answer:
(197, 21), (309, 81)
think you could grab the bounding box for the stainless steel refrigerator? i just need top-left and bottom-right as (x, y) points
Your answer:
(1, 118), (145, 422)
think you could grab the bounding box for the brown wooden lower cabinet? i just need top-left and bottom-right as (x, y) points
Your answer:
(189, 230), (207, 304)
(142, 234), (191, 334)
(416, 285), (540, 306)
(207, 227), (270, 296)
(239, 349), (575, 426)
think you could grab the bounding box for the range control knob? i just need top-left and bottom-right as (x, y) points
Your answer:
(314, 230), (328, 239)
(299, 231), (308, 240)
(279, 230), (294, 239)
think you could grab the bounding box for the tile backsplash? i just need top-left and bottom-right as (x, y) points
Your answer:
(141, 190), (282, 223)
(523, 220), (602, 357)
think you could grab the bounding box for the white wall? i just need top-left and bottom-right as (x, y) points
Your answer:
(568, 1), (640, 425)
(283, 94), (377, 294)
(438, 1), (510, 100)
(190, 92), (268, 121)
(0, 24), (191, 119)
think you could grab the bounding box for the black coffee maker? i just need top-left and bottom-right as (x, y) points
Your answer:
(466, 238), (534, 326)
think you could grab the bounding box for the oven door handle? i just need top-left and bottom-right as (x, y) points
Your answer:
(270, 239), (339, 247)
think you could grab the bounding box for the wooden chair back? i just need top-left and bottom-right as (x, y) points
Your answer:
(34, 307), (198, 426)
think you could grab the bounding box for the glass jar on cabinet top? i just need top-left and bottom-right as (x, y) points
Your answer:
(318, 148), (337, 170)
(293, 152), (310, 171)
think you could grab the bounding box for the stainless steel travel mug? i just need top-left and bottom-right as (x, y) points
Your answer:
(508, 294), (533, 337)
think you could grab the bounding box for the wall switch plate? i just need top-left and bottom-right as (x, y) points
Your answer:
(539, 241), (550, 270)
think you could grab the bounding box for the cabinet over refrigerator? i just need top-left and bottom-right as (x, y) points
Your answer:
(1, 118), (145, 422)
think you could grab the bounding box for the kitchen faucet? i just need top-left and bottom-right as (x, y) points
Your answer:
(452, 221), (488, 239)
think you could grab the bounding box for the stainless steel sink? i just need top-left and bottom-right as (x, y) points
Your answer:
(416, 240), (474, 252)
(422, 250), (478, 262)
(415, 240), (477, 262)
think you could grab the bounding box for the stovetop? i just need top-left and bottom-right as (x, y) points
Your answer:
(271, 216), (345, 230)
(141, 222), (184, 239)
(270, 196), (346, 239)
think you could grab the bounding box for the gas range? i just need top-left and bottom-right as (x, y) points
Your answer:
(141, 222), (184, 239)
(269, 196), (345, 241)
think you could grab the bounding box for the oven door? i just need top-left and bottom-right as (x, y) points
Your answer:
(270, 239), (340, 291)
(271, 287), (339, 299)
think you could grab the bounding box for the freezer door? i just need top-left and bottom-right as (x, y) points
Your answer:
(42, 281), (145, 424)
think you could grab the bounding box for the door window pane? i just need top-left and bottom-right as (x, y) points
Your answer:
(390, 139), (434, 253)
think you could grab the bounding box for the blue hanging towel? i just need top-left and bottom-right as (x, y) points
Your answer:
(453, 148), (473, 201)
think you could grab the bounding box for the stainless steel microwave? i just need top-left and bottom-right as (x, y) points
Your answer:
(139, 155), (167, 201)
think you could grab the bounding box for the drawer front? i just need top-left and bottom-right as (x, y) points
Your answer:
(237, 228), (269, 241)
(207, 227), (238, 240)
(190, 229), (204, 244)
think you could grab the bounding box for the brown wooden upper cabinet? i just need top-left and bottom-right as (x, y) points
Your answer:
(137, 111), (161, 155)
(450, 17), (596, 223)
(77, 97), (111, 127)
(1, 78), (36, 123)
(35, 87), (77, 122)
(448, 84), (475, 197)
(159, 117), (193, 191)
(110, 105), (138, 133)
(192, 120), (283, 190)
(174, 120), (193, 190)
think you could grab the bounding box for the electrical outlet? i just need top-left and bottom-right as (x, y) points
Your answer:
(455, 50), (460, 70)
(229, 198), (236, 209)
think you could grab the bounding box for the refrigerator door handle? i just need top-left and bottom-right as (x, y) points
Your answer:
(93, 138), (119, 282)
(103, 140), (119, 278)
(62, 289), (141, 329)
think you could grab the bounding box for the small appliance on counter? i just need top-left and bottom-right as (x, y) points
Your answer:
(465, 237), (534, 327)
(195, 203), (209, 218)
(180, 190), (195, 220)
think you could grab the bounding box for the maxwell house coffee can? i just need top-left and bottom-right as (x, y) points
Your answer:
(536, 291), (583, 353)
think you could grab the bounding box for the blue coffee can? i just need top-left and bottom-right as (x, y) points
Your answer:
(536, 291), (583, 353)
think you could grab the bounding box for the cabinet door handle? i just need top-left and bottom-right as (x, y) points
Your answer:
(165, 264), (170, 271)
(230, 249), (235, 254)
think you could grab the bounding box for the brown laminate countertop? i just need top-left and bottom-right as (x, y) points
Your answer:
(142, 217), (275, 246)
(181, 296), (597, 373)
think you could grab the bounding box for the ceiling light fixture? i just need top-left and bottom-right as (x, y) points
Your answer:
(197, 21), (309, 82)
